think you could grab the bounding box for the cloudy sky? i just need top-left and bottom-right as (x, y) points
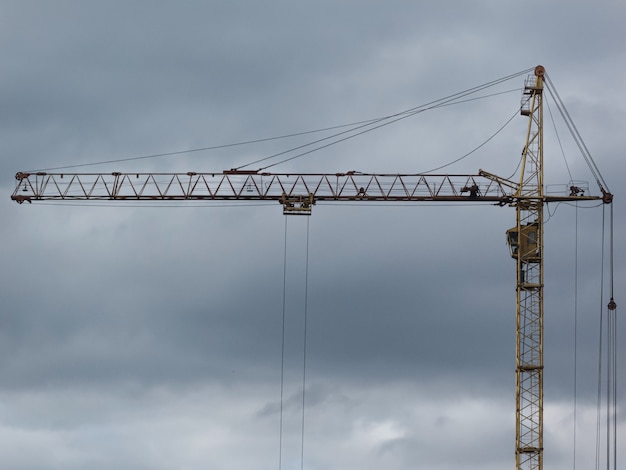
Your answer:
(1, 1), (624, 469)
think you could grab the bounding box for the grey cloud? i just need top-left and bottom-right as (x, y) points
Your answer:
(1, 1), (623, 469)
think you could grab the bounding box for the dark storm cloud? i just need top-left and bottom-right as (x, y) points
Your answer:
(1, 1), (624, 469)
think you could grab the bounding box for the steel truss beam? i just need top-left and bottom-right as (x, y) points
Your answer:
(515, 65), (545, 470)
(12, 170), (599, 205)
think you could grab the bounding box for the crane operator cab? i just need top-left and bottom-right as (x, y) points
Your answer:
(506, 222), (540, 262)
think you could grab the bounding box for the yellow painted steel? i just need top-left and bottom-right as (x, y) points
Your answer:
(512, 65), (545, 470)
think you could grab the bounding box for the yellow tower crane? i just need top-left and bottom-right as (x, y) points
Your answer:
(11, 65), (614, 470)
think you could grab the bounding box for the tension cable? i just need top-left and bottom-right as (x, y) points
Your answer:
(278, 215), (311, 470)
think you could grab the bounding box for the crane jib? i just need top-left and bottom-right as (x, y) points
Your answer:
(11, 171), (605, 205)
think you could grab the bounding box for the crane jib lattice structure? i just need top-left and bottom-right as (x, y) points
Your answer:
(11, 66), (614, 470)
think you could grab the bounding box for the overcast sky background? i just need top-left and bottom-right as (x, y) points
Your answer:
(1, 1), (624, 469)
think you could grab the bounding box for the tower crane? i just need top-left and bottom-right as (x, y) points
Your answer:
(11, 65), (614, 470)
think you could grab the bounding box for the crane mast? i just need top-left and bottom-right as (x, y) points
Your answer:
(513, 64), (545, 470)
(10, 66), (612, 470)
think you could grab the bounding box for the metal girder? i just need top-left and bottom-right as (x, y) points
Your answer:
(514, 65), (545, 470)
(11, 171), (511, 203)
(11, 170), (601, 206)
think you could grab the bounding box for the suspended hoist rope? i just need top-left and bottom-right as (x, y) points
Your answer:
(594, 204), (618, 470)
(604, 204), (617, 470)
(300, 215), (310, 470)
(279, 216), (288, 470)
(595, 206), (606, 470)
(607, 204), (618, 470)
(278, 215), (311, 470)
(573, 201), (579, 470)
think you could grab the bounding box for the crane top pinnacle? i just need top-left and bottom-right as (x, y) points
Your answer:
(535, 65), (545, 77)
